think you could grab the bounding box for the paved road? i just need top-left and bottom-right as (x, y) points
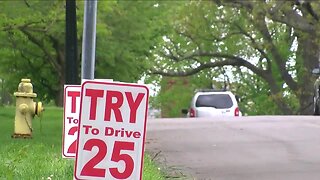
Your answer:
(145, 116), (320, 180)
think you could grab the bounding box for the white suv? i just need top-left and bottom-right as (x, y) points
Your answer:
(184, 90), (241, 117)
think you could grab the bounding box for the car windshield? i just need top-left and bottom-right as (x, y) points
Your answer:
(195, 94), (233, 109)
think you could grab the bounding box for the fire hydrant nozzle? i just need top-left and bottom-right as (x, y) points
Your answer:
(18, 104), (29, 114)
(12, 78), (44, 138)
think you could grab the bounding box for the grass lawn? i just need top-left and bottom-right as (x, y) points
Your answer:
(0, 106), (165, 180)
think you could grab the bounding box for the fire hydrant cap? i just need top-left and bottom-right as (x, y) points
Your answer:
(21, 79), (31, 83)
(14, 79), (37, 98)
(35, 102), (44, 116)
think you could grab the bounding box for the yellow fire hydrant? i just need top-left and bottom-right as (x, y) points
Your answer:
(12, 79), (44, 138)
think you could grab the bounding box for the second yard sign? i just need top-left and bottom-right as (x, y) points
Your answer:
(74, 81), (149, 180)
(62, 85), (81, 158)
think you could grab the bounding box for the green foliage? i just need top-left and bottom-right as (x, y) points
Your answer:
(0, 1), (167, 106)
(0, 0), (315, 115)
(146, 1), (319, 115)
(0, 1), (66, 104)
(233, 71), (281, 115)
(158, 77), (193, 118)
(95, 1), (161, 82)
(0, 106), (165, 179)
(154, 74), (212, 118)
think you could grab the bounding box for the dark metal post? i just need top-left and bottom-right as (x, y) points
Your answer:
(65, 0), (78, 84)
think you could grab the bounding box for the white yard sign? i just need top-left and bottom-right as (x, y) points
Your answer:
(74, 81), (149, 180)
(62, 85), (81, 158)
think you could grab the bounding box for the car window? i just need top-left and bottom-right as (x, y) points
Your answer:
(195, 94), (233, 109)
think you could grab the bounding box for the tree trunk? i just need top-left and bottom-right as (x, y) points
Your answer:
(52, 39), (66, 107)
(55, 75), (65, 107)
(296, 32), (319, 114)
(55, 87), (64, 107)
(54, 52), (65, 107)
(264, 75), (294, 115)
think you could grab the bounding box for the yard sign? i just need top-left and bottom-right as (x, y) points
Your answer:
(62, 85), (81, 158)
(74, 81), (149, 180)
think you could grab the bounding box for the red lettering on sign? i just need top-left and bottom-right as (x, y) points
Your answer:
(80, 139), (107, 177)
(126, 92), (145, 123)
(68, 91), (80, 113)
(110, 141), (134, 179)
(104, 91), (123, 122)
(86, 89), (104, 120)
(79, 140), (135, 179)
(125, 130), (133, 137)
(133, 132), (141, 138)
(104, 127), (141, 139)
(83, 125), (92, 134)
(67, 126), (78, 154)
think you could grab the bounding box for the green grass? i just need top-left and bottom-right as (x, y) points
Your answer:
(0, 106), (165, 180)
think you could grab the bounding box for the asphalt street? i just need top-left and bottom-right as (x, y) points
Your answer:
(145, 116), (320, 180)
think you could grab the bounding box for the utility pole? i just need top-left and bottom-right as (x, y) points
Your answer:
(81, 0), (98, 80)
(65, 0), (78, 84)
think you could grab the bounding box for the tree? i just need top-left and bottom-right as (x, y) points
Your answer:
(0, 1), (66, 105)
(0, 0), (163, 106)
(155, 74), (214, 118)
(94, 1), (163, 82)
(150, 1), (320, 115)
